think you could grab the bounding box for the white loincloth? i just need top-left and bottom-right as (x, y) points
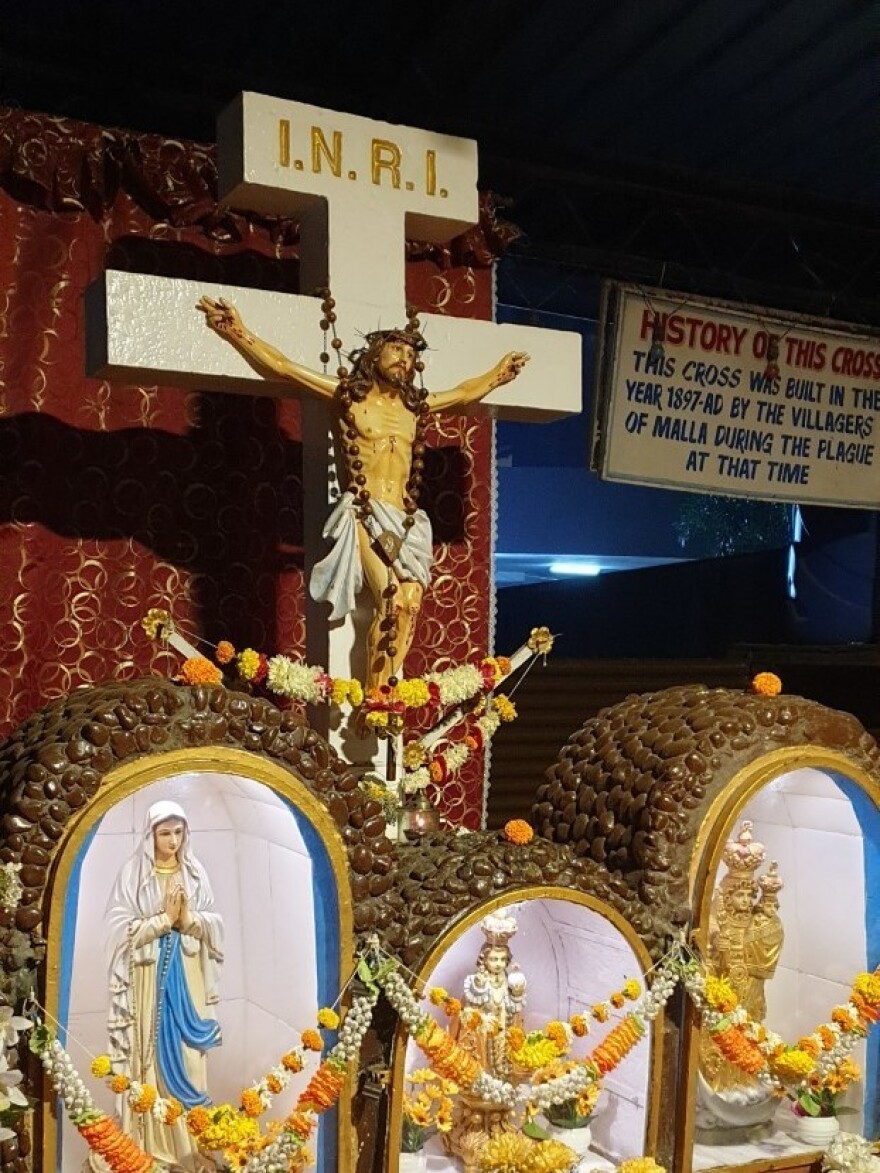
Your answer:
(309, 490), (433, 621)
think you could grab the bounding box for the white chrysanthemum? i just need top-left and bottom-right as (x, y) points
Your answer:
(266, 656), (323, 702)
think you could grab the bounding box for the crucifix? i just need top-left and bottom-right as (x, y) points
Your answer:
(87, 92), (581, 754)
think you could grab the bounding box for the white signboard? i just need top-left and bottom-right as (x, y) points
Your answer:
(594, 283), (880, 509)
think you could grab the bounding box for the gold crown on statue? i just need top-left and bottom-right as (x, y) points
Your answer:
(758, 860), (784, 898)
(480, 911), (519, 947)
(721, 821), (766, 872)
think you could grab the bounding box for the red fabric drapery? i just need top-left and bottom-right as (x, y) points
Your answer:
(0, 108), (516, 826)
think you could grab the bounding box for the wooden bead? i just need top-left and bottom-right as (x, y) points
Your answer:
(319, 319), (329, 331)
(320, 352), (330, 364)
(331, 338), (343, 350)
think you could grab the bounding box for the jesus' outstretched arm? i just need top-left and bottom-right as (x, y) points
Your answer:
(428, 350), (529, 412)
(197, 296), (337, 402)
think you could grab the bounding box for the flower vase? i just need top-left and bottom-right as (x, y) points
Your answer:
(792, 1114), (840, 1148)
(542, 1121), (593, 1157)
(399, 1150), (428, 1172)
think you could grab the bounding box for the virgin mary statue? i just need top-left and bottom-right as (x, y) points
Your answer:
(105, 801), (224, 1168)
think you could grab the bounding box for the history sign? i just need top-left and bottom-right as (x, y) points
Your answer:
(593, 283), (880, 509)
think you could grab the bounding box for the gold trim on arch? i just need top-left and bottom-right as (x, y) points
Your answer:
(385, 885), (664, 1170)
(675, 746), (880, 1173)
(41, 746), (355, 1173)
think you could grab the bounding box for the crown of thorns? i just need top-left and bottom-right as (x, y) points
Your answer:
(362, 327), (428, 353)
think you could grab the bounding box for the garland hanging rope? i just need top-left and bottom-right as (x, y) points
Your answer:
(28, 942), (880, 1173)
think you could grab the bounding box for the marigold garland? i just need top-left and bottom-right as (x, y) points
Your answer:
(77, 1114), (157, 1173)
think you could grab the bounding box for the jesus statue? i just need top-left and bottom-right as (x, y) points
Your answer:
(198, 296), (528, 690)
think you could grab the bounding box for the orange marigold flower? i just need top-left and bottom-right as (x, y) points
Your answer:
(497, 656), (512, 676)
(429, 759), (445, 783)
(592, 1003), (610, 1023)
(301, 1029), (323, 1052)
(611, 992), (626, 1009)
(180, 657), (222, 686)
(443, 998), (462, 1018)
(798, 1036), (821, 1058)
(282, 1051), (304, 1073)
(570, 1014), (590, 1038)
(751, 672), (782, 697)
(503, 819), (534, 845)
(266, 1074), (283, 1095)
(545, 1021), (569, 1049)
(507, 1026), (526, 1051)
(818, 1025), (837, 1051)
(164, 1097), (184, 1124)
(110, 1074), (131, 1094)
(286, 1111), (314, 1140)
(241, 1088), (263, 1117)
(215, 640), (235, 665)
(187, 1106), (211, 1136)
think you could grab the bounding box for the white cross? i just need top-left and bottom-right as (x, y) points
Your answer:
(87, 93), (581, 747)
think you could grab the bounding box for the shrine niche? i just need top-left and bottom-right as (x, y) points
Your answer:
(386, 891), (664, 1173)
(534, 680), (880, 1173)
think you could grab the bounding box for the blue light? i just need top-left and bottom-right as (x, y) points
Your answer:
(549, 560), (602, 577)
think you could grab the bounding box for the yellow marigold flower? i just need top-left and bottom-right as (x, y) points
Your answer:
(511, 1034), (562, 1070)
(443, 997), (462, 1018)
(492, 694), (518, 722)
(132, 1084), (157, 1113)
(348, 680), (364, 706)
(592, 1003), (610, 1023)
(771, 1048), (816, 1082)
(281, 1051), (304, 1073)
(181, 656), (223, 686)
(622, 978), (641, 1000)
(240, 1088), (263, 1118)
(852, 972), (880, 1003)
(396, 678), (431, 707)
(618, 1160), (666, 1173)
(429, 987), (448, 1006)
(366, 710), (389, 729)
(301, 1029), (323, 1052)
(237, 648), (261, 681)
(329, 679), (349, 705)
(478, 1131), (534, 1171)
(529, 1139), (581, 1173)
(403, 741), (427, 769)
(570, 1013), (590, 1038)
(215, 640), (235, 665)
(317, 1007), (340, 1030)
(705, 976), (739, 1013)
(91, 1055), (112, 1078)
(503, 818), (534, 845)
(751, 672), (782, 697)
(187, 1105), (211, 1135)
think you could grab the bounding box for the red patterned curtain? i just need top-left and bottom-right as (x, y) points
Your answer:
(0, 108), (516, 826)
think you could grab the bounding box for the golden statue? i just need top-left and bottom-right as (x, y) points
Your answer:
(197, 297), (528, 690)
(697, 821), (785, 1140)
(446, 911), (527, 1172)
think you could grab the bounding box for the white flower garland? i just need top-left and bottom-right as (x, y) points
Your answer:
(265, 656), (329, 704)
(404, 709), (503, 794)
